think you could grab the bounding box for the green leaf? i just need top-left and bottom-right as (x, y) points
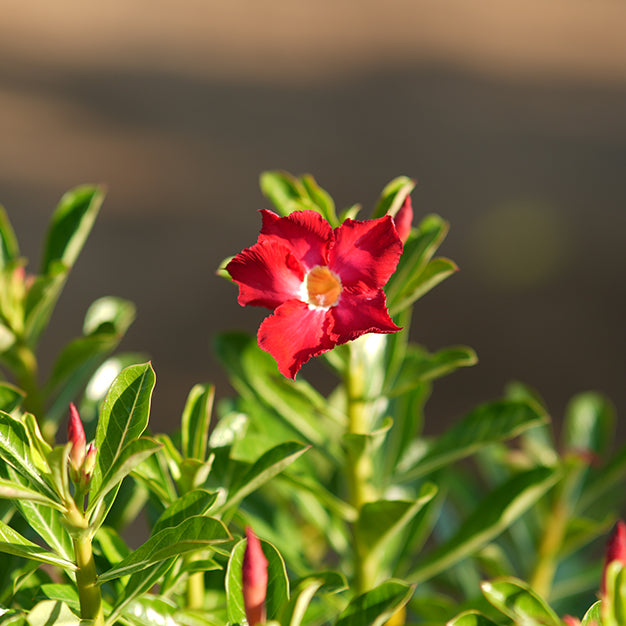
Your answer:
(355, 483), (437, 568)
(0, 477), (64, 510)
(26, 601), (79, 626)
(226, 536), (289, 623)
(152, 489), (218, 535)
(389, 257), (458, 316)
(46, 297), (136, 422)
(39, 585), (80, 613)
(91, 363), (156, 499)
(335, 580), (414, 626)
(223, 441), (310, 511)
(260, 170), (307, 217)
(0, 207), (19, 268)
(88, 437), (161, 517)
(372, 176), (416, 219)
(409, 467), (560, 584)
(581, 600), (602, 625)
(0, 383), (24, 413)
(386, 345), (477, 397)
(41, 186), (104, 274)
(603, 561), (626, 626)
(98, 516), (230, 582)
(480, 577), (562, 626)
(0, 519), (75, 570)
(562, 392), (615, 457)
(181, 384), (214, 461)
(401, 400), (548, 481)
(446, 610), (500, 626)
(300, 174), (338, 226)
(0, 411), (60, 502)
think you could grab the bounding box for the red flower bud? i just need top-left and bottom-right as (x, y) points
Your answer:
(82, 443), (97, 482)
(242, 527), (268, 626)
(67, 403), (86, 471)
(393, 195), (413, 244)
(601, 520), (626, 596)
(562, 616), (580, 626)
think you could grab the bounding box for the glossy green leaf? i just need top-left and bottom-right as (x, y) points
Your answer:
(0, 519), (75, 570)
(152, 489), (218, 535)
(562, 392), (615, 456)
(356, 483), (437, 567)
(580, 600), (602, 625)
(91, 363), (156, 499)
(117, 597), (178, 626)
(335, 579), (414, 626)
(41, 186), (104, 274)
(26, 601), (79, 626)
(372, 176), (416, 219)
(215, 332), (337, 450)
(480, 577), (562, 626)
(446, 610), (500, 626)
(98, 516), (230, 582)
(0, 476), (64, 510)
(386, 345), (477, 397)
(181, 384), (214, 461)
(14, 496), (74, 563)
(401, 400), (548, 482)
(88, 437), (161, 517)
(0, 411), (60, 502)
(300, 174), (338, 226)
(46, 297), (136, 422)
(39, 585), (80, 613)
(409, 467), (560, 584)
(0, 207), (19, 268)
(0, 383), (24, 413)
(260, 170), (307, 217)
(603, 561), (626, 626)
(389, 257), (458, 315)
(226, 536), (289, 623)
(224, 441), (310, 511)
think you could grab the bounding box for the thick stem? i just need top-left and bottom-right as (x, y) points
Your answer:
(345, 346), (376, 593)
(186, 568), (205, 609)
(67, 506), (104, 626)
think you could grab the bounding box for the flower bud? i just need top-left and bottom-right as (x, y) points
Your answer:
(82, 443), (97, 483)
(601, 519), (626, 596)
(67, 403), (86, 471)
(562, 616), (580, 626)
(242, 527), (268, 626)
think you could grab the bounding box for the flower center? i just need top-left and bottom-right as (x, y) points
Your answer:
(304, 266), (342, 308)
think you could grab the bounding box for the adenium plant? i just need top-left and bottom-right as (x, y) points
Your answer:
(0, 171), (623, 626)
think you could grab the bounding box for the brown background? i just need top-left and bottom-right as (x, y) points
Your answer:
(1, 1), (625, 441)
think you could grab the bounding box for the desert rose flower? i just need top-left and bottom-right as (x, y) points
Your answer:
(227, 210), (403, 378)
(242, 527), (268, 626)
(601, 519), (626, 596)
(393, 195), (413, 244)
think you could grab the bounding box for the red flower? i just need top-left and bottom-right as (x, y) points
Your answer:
(242, 527), (268, 626)
(227, 210), (402, 378)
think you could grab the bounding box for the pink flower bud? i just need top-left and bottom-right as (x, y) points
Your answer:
(393, 195), (413, 244)
(242, 527), (268, 626)
(562, 616), (581, 626)
(82, 443), (97, 483)
(67, 403), (86, 471)
(601, 520), (626, 596)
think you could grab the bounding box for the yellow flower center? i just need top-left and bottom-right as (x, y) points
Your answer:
(305, 266), (342, 308)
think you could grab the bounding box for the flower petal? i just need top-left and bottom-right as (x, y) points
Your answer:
(226, 240), (305, 309)
(393, 195), (413, 244)
(329, 215), (402, 288)
(259, 209), (333, 270)
(257, 299), (334, 378)
(329, 287), (400, 344)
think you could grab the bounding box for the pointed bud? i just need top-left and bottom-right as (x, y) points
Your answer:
(393, 195), (413, 244)
(562, 616), (580, 626)
(67, 403), (86, 471)
(242, 527), (268, 626)
(82, 443), (97, 483)
(601, 520), (626, 595)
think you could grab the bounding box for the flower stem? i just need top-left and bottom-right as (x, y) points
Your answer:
(186, 568), (205, 609)
(345, 344), (376, 593)
(67, 505), (104, 626)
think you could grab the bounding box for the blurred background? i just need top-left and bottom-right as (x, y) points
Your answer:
(1, 0), (625, 440)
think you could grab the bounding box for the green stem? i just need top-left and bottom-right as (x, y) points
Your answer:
(345, 345), (376, 593)
(187, 570), (205, 609)
(67, 506), (104, 626)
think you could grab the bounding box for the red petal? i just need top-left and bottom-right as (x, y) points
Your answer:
(329, 287), (400, 344)
(329, 215), (402, 288)
(257, 299), (334, 378)
(393, 195), (413, 244)
(259, 209), (332, 269)
(226, 240), (305, 309)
